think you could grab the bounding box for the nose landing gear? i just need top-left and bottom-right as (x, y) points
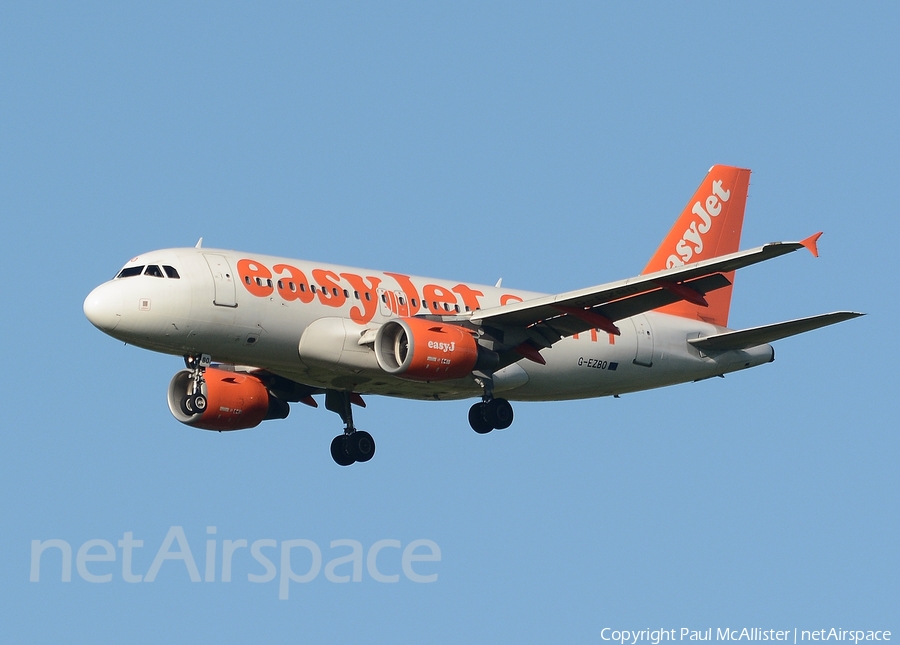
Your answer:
(326, 390), (375, 466)
(180, 354), (211, 416)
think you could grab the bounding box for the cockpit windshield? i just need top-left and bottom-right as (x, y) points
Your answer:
(115, 263), (182, 280)
(116, 266), (144, 278)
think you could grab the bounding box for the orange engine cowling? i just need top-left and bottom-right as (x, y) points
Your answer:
(167, 367), (289, 431)
(374, 317), (481, 381)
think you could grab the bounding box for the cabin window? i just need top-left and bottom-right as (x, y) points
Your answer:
(289, 282), (296, 292)
(411, 299), (418, 308)
(163, 265), (180, 279)
(277, 280), (284, 289)
(365, 292), (371, 301)
(245, 276), (251, 285)
(343, 289), (349, 298)
(353, 290), (360, 299)
(310, 285), (317, 293)
(381, 294), (387, 303)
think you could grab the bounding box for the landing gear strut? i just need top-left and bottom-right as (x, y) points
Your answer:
(180, 354), (211, 416)
(326, 390), (375, 466)
(469, 374), (514, 433)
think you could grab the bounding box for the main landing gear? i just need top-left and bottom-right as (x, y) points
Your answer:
(180, 354), (211, 416)
(468, 374), (514, 434)
(326, 390), (375, 466)
(468, 397), (514, 434)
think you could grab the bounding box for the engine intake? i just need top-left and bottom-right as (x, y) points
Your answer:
(167, 367), (289, 431)
(374, 318), (493, 381)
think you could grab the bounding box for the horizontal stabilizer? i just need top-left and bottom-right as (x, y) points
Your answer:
(688, 311), (864, 352)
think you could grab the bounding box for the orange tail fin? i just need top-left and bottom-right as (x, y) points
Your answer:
(641, 165), (751, 327)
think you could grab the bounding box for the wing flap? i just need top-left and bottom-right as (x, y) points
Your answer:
(597, 273), (732, 323)
(688, 311), (864, 352)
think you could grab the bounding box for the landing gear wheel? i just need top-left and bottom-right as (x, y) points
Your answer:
(469, 403), (494, 434)
(331, 435), (355, 466)
(348, 431), (376, 462)
(486, 398), (513, 430)
(180, 395), (195, 415)
(191, 394), (207, 414)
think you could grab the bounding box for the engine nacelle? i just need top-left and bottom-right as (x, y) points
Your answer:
(374, 317), (485, 381)
(167, 367), (289, 431)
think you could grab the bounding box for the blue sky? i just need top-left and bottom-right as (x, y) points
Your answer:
(1, 3), (897, 642)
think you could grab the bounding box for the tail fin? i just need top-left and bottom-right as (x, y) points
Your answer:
(641, 165), (751, 327)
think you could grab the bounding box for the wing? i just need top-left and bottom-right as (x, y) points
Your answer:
(467, 236), (822, 361)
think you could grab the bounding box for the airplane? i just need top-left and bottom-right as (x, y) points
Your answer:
(83, 165), (862, 466)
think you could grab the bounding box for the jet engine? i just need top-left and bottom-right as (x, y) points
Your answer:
(374, 317), (495, 381)
(167, 367), (290, 431)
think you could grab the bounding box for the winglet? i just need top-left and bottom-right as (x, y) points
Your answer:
(800, 231), (823, 257)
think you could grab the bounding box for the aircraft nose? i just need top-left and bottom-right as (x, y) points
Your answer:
(84, 281), (123, 332)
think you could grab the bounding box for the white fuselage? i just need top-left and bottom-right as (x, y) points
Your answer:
(84, 247), (774, 402)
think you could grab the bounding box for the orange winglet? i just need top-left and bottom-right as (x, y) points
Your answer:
(554, 306), (621, 336)
(513, 342), (547, 365)
(801, 231), (823, 257)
